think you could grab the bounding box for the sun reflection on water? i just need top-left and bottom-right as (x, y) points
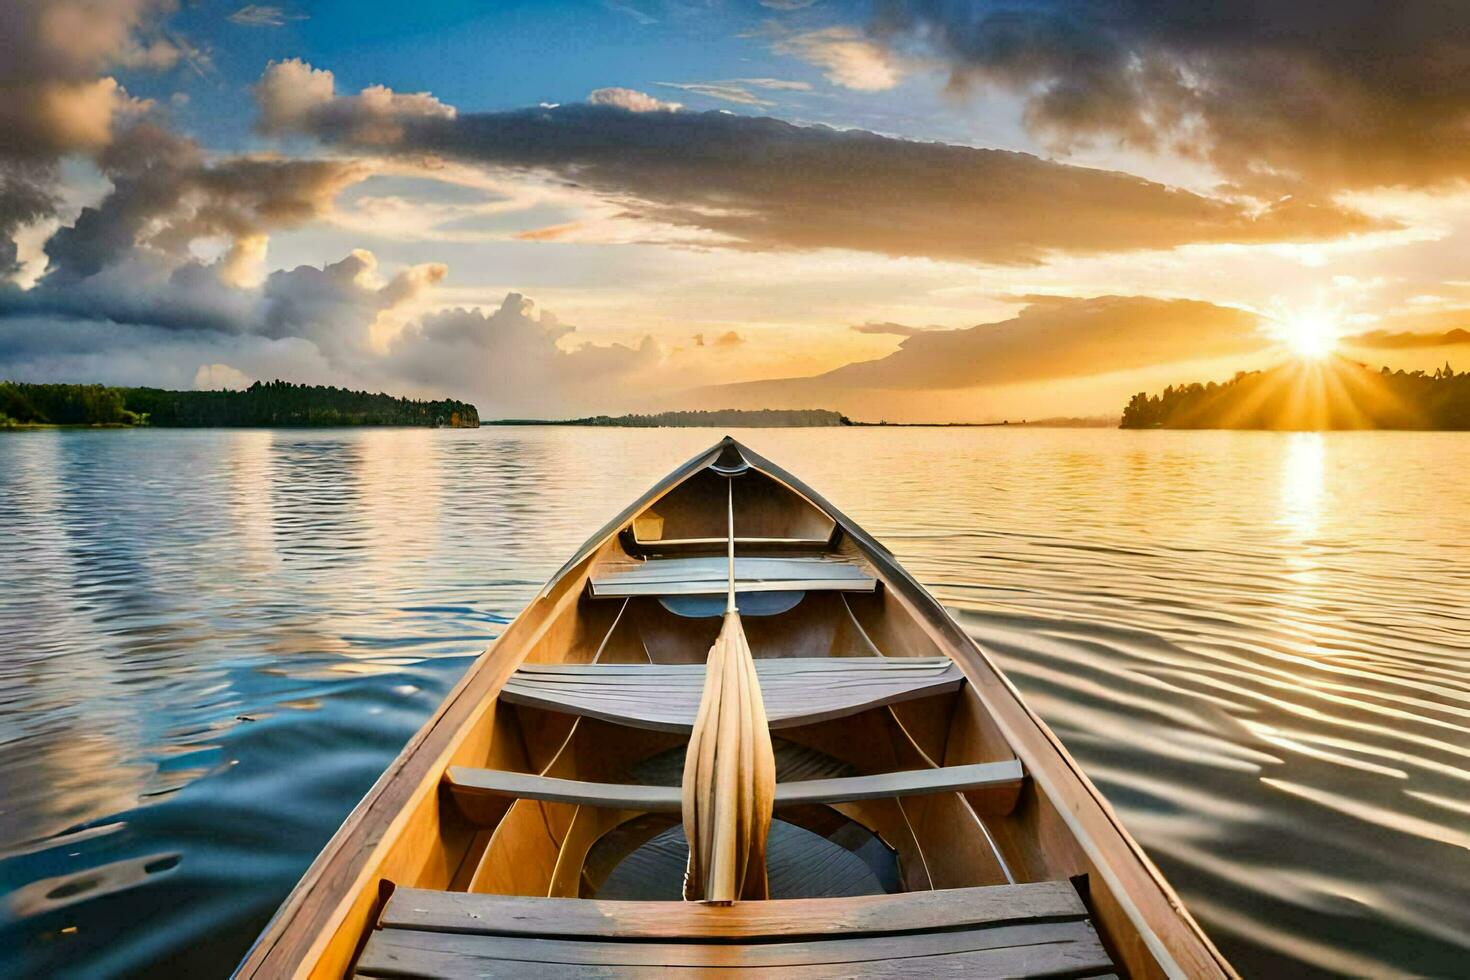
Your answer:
(1279, 432), (1325, 541)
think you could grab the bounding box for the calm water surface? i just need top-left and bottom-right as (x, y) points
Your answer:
(1, 427), (1467, 977)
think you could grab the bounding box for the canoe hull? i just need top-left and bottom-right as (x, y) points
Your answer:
(235, 437), (1233, 979)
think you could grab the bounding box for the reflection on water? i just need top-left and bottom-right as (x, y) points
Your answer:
(1, 427), (1467, 977)
(1279, 432), (1325, 541)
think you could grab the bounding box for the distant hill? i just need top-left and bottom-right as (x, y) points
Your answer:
(488, 409), (850, 427)
(0, 381), (479, 428)
(1121, 361), (1469, 430)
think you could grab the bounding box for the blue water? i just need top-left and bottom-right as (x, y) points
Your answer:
(1, 427), (1467, 977)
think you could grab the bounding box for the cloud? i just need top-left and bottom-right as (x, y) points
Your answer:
(3, 179), (662, 415)
(700, 296), (1265, 410)
(772, 27), (903, 91)
(38, 122), (363, 285)
(0, 243), (660, 415)
(850, 321), (930, 337)
(603, 1), (657, 26)
(254, 64), (1385, 266)
(867, 0), (1470, 191)
(386, 293), (660, 415)
(658, 83), (772, 108)
(588, 87), (682, 113)
(760, 0), (822, 9)
(734, 78), (812, 92)
(0, 0), (184, 162)
(658, 78), (812, 107)
(1, 0), (189, 273)
(0, 167), (56, 277)
(256, 58), (455, 145)
(1345, 328), (1470, 349)
(193, 363), (253, 389)
(693, 330), (744, 348)
(821, 295), (1263, 388)
(228, 5), (304, 27)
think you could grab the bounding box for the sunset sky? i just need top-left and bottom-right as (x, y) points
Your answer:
(4, 0), (1470, 421)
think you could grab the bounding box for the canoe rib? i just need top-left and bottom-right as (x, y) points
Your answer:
(500, 657), (965, 733)
(443, 760), (1025, 815)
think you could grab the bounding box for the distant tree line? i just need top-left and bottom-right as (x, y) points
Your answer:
(1121, 363), (1470, 430)
(1, 383), (135, 426)
(1, 380), (479, 428)
(491, 408), (851, 427)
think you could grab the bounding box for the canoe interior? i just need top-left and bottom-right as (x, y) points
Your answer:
(235, 438), (1233, 980)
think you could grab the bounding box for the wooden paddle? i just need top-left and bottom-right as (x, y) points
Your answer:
(681, 480), (776, 903)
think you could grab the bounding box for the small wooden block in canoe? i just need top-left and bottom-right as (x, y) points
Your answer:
(356, 881), (1115, 978)
(500, 657), (965, 732)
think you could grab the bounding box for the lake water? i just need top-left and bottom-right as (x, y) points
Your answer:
(0, 426), (1466, 977)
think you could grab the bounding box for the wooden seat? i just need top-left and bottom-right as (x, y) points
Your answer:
(500, 657), (964, 733)
(444, 759), (1024, 816)
(356, 881), (1115, 977)
(588, 556), (877, 598)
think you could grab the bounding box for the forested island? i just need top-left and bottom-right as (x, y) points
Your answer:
(488, 409), (851, 427)
(1, 381), (479, 428)
(1121, 362), (1469, 430)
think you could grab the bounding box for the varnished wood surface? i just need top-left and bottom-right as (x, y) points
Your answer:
(590, 555), (877, 598)
(500, 657), (964, 732)
(380, 880), (1087, 937)
(444, 759), (1024, 814)
(360, 880), (1110, 977)
(626, 465), (837, 547)
(356, 921), (1112, 976)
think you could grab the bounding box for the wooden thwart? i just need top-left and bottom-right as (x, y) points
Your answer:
(444, 760), (1024, 816)
(381, 880), (1087, 938)
(589, 556), (877, 598)
(359, 881), (1113, 977)
(501, 657), (965, 733)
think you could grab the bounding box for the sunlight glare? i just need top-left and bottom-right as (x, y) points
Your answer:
(1276, 310), (1341, 360)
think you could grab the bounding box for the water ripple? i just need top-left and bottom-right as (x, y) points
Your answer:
(0, 426), (1467, 977)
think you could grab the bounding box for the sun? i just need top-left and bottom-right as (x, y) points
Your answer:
(1275, 310), (1340, 360)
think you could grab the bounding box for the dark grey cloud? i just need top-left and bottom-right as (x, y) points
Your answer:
(869, 0), (1470, 190)
(0, 166), (56, 276)
(256, 60), (1384, 266)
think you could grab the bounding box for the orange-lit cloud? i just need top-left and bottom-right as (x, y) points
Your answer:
(691, 295), (1270, 418)
(1346, 328), (1470, 349)
(252, 62), (1385, 266)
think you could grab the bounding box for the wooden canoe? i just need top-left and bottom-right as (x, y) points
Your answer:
(235, 437), (1235, 979)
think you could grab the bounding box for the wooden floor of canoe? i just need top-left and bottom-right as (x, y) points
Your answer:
(355, 881), (1116, 978)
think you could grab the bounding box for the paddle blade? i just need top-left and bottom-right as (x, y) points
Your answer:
(681, 610), (776, 904)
